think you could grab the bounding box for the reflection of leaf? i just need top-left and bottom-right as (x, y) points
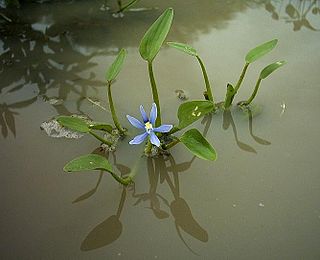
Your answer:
(9, 97), (37, 109)
(0, 113), (8, 137)
(72, 188), (97, 204)
(80, 215), (122, 251)
(237, 141), (257, 154)
(286, 4), (299, 19)
(4, 108), (16, 137)
(170, 198), (208, 242)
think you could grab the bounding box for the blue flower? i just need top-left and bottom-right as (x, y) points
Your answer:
(126, 103), (173, 147)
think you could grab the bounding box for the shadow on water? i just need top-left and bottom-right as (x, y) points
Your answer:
(198, 105), (271, 155)
(0, 0), (266, 138)
(133, 155), (208, 255)
(80, 187), (126, 251)
(264, 0), (320, 31)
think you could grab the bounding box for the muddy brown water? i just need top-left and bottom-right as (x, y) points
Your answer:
(1, 0), (320, 259)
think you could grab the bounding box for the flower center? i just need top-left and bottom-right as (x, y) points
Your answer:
(145, 121), (153, 133)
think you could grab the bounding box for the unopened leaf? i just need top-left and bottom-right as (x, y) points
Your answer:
(260, 60), (286, 79)
(180, 129), (217, 161)
(139, 8), (174, 62)
(106, 49), (127, 82)
(64, 154), (113, 173)
(167, 42), (197, 56)
(245, 39), (278, 63)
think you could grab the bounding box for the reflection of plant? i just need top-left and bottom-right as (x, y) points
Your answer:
(0, 97), (36, 138)
(265, 0), (320, 31)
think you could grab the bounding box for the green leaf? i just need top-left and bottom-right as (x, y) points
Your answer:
(89, 122), (113, 132)
(139, 8), (174, 62)
(180, 129), (217, 161)
(63, 154), (113, 173)
(259, 60), (286, 79)
(106, 49), (127, 82)
(177, 101), (214, 130)
(57, 116), (90, 133)
(245, 39), (278, 64)
(167, 41), (197, 56)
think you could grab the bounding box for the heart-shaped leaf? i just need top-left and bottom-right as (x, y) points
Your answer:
(180, 129), (217, 161)
(167, 41), (197, 56)
(259, 60), (286, 79)
(139, 8), (174, 62)
(64, 154), (113, 173)
(245, 39), (278, 64)
(177, 101), (214, 130)
(106, 48), (127, 82)
(57, 116), (90, 133)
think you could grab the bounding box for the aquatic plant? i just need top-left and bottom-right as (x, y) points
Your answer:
(127, 103), (173, 147)
(167, 39), (285, 110)
(45, 7), (285, 186)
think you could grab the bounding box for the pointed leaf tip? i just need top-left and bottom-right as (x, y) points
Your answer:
(106, 48), (127, 82)
(63, 154), (114, 173)
(260, 60), (286, 79)
(139, 8), (174, 62)
(167, 42), (197, 56)
(245, 39), (278, 64)
(180, 129), (217, 161)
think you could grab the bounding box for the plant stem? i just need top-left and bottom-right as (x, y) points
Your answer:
(235, 62), (249, 93)
(118, 0), (139, 12)
(148, 61), (161, 127)
(163, 137), (180, 149)
(224, 62), (249, 108)
(110, 173), (132, 185)
(196, 56), (215, 109)
(241, 78), (262, 106)
(89, 130), (113, 146)
(107, 81), (125, 135)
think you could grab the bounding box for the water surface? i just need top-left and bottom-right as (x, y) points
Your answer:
(1, 0), (320, 259)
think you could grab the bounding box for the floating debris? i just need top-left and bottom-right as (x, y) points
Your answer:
(175, 89), (189, 101)
(40, 114), (91, 139)
(100, 128), (121, 152)
(41, 119), (84, 139)
(280, 101), (286, 117)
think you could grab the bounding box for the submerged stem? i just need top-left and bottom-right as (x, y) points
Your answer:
(89, 130), (113, 146)
(196, 56), (215, 110)
(241, 78), (262, 106)
(148, 61), (161, 127)
(107, 81), (125, 135)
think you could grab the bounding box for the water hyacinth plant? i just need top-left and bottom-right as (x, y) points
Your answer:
(44, 7), (285, 186)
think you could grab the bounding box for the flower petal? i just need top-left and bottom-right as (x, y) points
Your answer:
(126, 115), (144, 129)
(140, 105), (149, 123)
(129, 132), (148, 145)
(149, 103), (157, 125)
(153, 124), (173, 133)
(149, 131), (160, 147)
